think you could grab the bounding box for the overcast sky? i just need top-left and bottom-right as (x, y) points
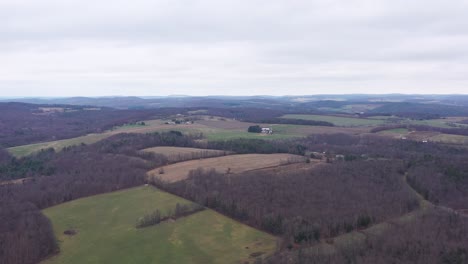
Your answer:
(1, 0), (468, 97)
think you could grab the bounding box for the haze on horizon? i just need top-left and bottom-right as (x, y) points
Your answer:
(1, 0), (468, 97)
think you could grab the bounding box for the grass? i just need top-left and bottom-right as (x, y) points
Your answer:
(281, 114), (385, 127)
(42, 186), (277, 264)
(379, 128), (409, 134)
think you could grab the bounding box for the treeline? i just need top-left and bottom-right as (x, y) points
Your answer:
(163, 150), (228, 163)
(363, 112), (441, 120)
(247, 118), (334, 127)
(136, 203), (204, 228)
(157, 159), (418, 247)
(266, 208), (468, 264)
(0, 132), (201, 264)
(371, 124), (468, 136)
(204, 107), (284, 121)
(206, 138), (306, 155)
(369, 102), (468, 116)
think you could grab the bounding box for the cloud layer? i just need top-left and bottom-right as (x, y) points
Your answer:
(1, 0), (468, 96)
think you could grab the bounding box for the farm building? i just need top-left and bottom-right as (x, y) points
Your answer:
(261, 127), (273, 134)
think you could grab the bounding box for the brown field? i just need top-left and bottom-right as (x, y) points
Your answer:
(147, 153), (307, 182)
(142, 146), (229, 162)
(247, 161), (324, 174)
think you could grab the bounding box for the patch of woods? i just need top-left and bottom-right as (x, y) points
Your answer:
(136, 203), (204, 228)
(156, 159), (419, 248)
(206, 138), (306, 155)
(250, 118), (334, 127)
(156, 150), (228, 163)
(371, 124), (468, 136)
(266, 208), (468, 264)
(302, 133), (468, 209)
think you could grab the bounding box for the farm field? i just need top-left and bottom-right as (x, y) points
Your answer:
(142, 146), (228, 162)
(147, 153), (306, 183)
(8, 117), (365, 157)
(42, 186), (277, 264)
(378, 128), (410, 135)
(429, 133), (468, 144)
(281, 114), (386, 126)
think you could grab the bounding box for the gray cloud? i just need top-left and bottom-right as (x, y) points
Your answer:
(1, 0), (468, 96)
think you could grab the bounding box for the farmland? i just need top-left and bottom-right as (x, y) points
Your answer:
(148, 153), (306, 183)
(42, 186), (277, 264)
(8, 117), (365, 157)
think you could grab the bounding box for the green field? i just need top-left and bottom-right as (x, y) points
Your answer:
(379, 128), (409, 134)
(42, 186), (276, 264)
(204, 128), (298, 141)
(281, 114), (386, 127)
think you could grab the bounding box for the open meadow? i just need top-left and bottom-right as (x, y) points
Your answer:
(42, 186), (277, 264)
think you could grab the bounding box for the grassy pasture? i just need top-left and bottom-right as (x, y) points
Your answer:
(378, 128), (410, 135)
(42, 186), (277, 264)
(148, 153), (306, 183)
(281, 114), (386, 127)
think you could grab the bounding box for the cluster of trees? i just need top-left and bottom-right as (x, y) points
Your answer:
(266, 208), (468, 264)
(371, 124), (468, 136)
(157, 159), (419, 247)
(204, 107), (284, 121)
(252, 118), (334, 127)
(164, 150), (228, 163)
(0, 149), (56, 181)
(368, 102), (468, 116)
(136, 203), (204, 228)
(206, 138), (306, 155)
(248, 125), (263, 133)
